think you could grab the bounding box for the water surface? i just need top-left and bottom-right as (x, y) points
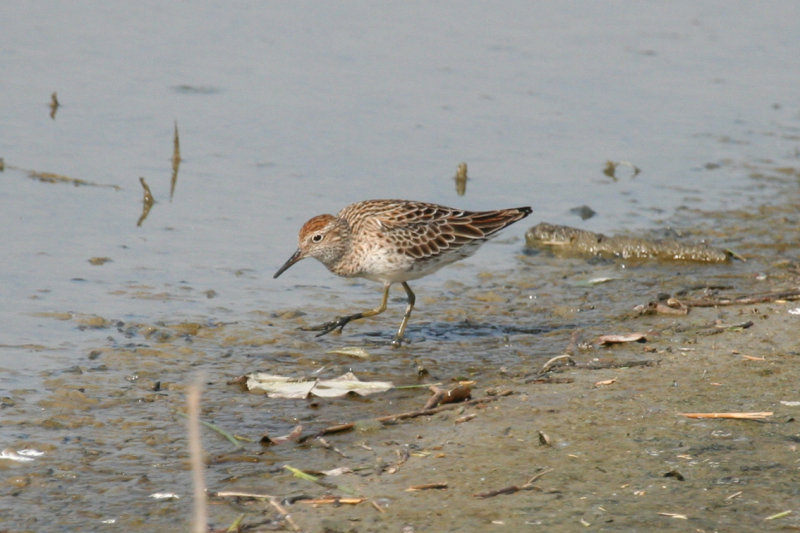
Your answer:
(1, 2), (799, 530)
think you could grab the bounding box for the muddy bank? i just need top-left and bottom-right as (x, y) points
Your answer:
(3, 161), (800, 532)
(213, 173), (800, 531)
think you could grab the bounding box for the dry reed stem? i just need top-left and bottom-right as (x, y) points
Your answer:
(187, 380), (207, 533)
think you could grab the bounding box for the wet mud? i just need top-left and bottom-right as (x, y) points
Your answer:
(525, 222), (733, 262)
(2, 161), (799, 532)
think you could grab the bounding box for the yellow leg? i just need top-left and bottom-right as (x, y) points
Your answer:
(306, 283), (391, 336)
(391, 282), (416, 347)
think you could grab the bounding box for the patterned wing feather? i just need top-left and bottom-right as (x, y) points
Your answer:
(343, 200), (530, 261)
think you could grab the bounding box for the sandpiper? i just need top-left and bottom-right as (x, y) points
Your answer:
(274, 199), (531, 345)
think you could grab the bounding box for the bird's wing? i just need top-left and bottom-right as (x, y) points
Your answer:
(340, 200), (530, 261)
(368, 202), (492, 260)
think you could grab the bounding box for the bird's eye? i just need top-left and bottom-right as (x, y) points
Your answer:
(311, 233), (323, 243)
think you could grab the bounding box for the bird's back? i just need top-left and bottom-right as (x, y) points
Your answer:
(334, 200), (531, 282)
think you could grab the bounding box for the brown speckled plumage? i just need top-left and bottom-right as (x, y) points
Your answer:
(274, 199), (531, 345)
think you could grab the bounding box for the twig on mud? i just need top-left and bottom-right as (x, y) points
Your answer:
(284, 464), (321, 483)
(657, 512), (688, 520)
(177, 411), (244, 450)
(213, 490), (273, 499)
(384, 446), (410, 475)
(525, 375), (575, 384)
(298, 497), (366, 505)
(596, 332), (647, 345)
(454, 413), (477, 424)
(764, 510), (793, 521)
(575, 359), (659, 370)
(715, 320), (754, 330)
(594, 377), (617, 387)
(370, 499), (387, 513)
(564, 329), (581, 355)
(635, 300), (690, 316)
(316, 437), (348, 458)
(405, 482), (448, 491)
(696, 320), (754, 336)
(223, 513), (244, 532)
(679, 412), (773, 420)
(211, 491), (302, 532)
(261, 424), (303, 446)
(394, 382), (442, 390)
(473, 468), (553, 498)
(637, 287), (800, 317)
(298, 396), (503, 443)
(423, 382), (473, 410)
(539, 354), (575, 374)
(539, 331), (584, 373)
(300, 422), (355, 441)
(681, 288), (800, 307)
(525, 358), (658, 383)
(284, 464), (357, 495)
(376, 395), (493, 424)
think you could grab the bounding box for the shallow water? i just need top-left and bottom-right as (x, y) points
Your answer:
(2, 2), (800, 531)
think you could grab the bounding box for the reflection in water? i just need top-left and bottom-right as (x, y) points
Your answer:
(602, 159), (641, 180)
(4, 161), (120, 189)
(454, 162), (468, 196)
(569, 204), (597, 220)
(136, 176), (155, 227)
(171, 84), (221, 95)
(48, 91), (59, 119)
(170, 120), (181, 201)
(137, 122), (181, 225)
(408, 319), (559, 341)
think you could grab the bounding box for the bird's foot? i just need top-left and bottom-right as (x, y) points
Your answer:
(302, 314), (360, 336)
(390, 335), (409, 348)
